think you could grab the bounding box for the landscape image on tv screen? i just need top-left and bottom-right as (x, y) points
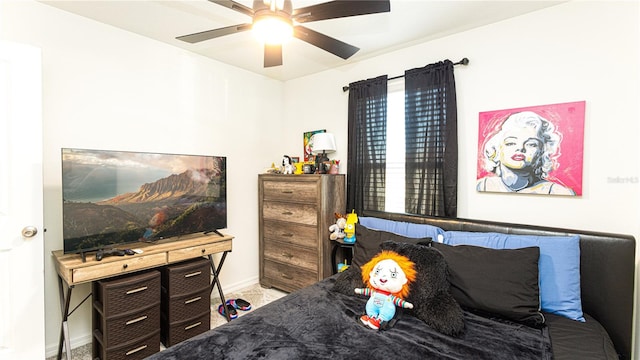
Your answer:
(62, 148), (227, 254)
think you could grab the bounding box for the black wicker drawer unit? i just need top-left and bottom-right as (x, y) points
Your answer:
(160, 257), (211, 347)
(92, 270), (161, 360)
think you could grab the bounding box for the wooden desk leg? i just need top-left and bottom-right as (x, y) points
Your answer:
(57, 277), (73, 360)
(208, 252), (230, 322)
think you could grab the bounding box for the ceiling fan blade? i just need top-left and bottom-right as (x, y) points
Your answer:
(294, 25), (359, 59)
(176, 24), (252, 43)
(264, 44), (283, 67)
(292, 0), (390, 23)
(208, 0), (254, 17)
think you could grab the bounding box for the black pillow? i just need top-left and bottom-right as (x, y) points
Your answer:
(432, 242), (544, 326)
(352, 225), (432, 268)
(381, 240), (465, 336)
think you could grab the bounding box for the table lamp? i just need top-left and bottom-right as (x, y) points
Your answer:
(310, 133), (336, 174)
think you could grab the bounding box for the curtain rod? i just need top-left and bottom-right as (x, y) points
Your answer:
(342, 57), (469, 92)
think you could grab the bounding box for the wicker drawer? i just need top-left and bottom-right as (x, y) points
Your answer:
(262, 180), (318, 203)
(263, 240), (317, 272)
(94, 270), (161, 317)
(161, 311), (210, 347)
(96, 303), (160, 346)
(262, 201), (317, 225)
(161, 284), (210, 322)
(263, 259), (318, 291)
(161, 258), (210, 297)
(262, 220), (318, 248)
(94, 328), (160, 360)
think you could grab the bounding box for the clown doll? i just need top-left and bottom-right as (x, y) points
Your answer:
(355, 250), (416, 330)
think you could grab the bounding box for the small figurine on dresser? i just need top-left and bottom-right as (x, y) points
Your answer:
(282, 155), (294, 174)
(329, 213), (347, 240)
(344, 210), (358, 243)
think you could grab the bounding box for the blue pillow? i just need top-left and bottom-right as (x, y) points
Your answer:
(358, 216), (444, 240)
(443, 231), (584, 322)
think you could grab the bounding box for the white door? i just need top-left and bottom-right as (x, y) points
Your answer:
(0, 41), (45, 359)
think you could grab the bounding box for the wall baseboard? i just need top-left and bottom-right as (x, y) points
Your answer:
(45, 333), (92, 359)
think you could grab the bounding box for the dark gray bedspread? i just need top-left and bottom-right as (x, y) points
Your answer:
(148, 276), (552, 360)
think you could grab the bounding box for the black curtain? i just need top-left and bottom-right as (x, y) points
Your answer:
(346, 75), (388, 214)
(404, 60), (458, 217)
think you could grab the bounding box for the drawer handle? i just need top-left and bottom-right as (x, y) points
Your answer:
(281, 211), (293, 216)
(185, 322), (202, 330)
(123, 264), (128, 269)
(125, 315), (148, 326)
(125, 286), (148, 295)
(201, 249), (206, 254)
(125, 345), (147, 356)
(184, 271), (202, 278)
(281, 253), (293, 259)
(185, 296), (202, 304)
(281, 190), (294, 194)
(281, 273), (293, 280)
(281, 233), (294, 237)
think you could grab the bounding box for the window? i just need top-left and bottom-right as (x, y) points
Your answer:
(346, 61), (458, 218)
(385, 80), (405, 213)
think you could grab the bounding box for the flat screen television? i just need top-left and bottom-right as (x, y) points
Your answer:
(61, 148), (227, 255)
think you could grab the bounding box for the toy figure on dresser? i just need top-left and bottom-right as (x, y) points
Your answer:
(344, 210), (358, 243)
(282, 155), (294, 174)
(329, 213), (346, 240)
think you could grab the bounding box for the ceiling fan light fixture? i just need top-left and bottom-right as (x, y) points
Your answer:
(252, 15), (293, 44)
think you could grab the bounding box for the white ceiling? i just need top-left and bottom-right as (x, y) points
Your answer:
(40, 0), (564, 81)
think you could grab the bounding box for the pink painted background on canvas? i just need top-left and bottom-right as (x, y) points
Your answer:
(477, 101), (585, 195)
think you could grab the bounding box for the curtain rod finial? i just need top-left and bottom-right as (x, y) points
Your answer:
(342, 86), (350, 92)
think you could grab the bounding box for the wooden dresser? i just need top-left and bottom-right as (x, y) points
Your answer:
(258, 174), (345, 292)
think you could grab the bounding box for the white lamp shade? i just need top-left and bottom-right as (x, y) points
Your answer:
(310, 133), (337, 154)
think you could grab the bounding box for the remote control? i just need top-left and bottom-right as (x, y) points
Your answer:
(95, 248), (127, 261)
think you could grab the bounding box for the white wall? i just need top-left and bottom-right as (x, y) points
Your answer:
(2, 1), (286, 355)
(285, 1), (639, 238)
(283, 0), (640, 356)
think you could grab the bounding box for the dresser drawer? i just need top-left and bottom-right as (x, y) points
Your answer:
(94, 271), (161, 317)
(161, 284), (210, 322)
(161, 311), (210, 348)
(94, 328), (160, 360)
(263, 259), (318, 291)
(262, 220), (318, 248)
(262, 180), (318, 203)
(99, 303), (160, 346)
(74, 253), (166, 284)
(262, 201), (317, 225)
(263, 240), (317, 272)
(161, 258), (210, 297)
(167, 238), (232, 263)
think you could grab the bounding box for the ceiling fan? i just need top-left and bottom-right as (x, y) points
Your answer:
(177, 0), (391, 67)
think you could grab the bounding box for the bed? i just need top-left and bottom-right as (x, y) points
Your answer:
(148, 211), (635, 360)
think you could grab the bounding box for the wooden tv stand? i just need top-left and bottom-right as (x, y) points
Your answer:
(52, 233), (233, 360)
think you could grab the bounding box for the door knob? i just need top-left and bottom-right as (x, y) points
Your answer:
(21, 226), (38, 238)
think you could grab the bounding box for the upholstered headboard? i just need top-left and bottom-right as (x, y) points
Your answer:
(363, 211), (636, 360)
